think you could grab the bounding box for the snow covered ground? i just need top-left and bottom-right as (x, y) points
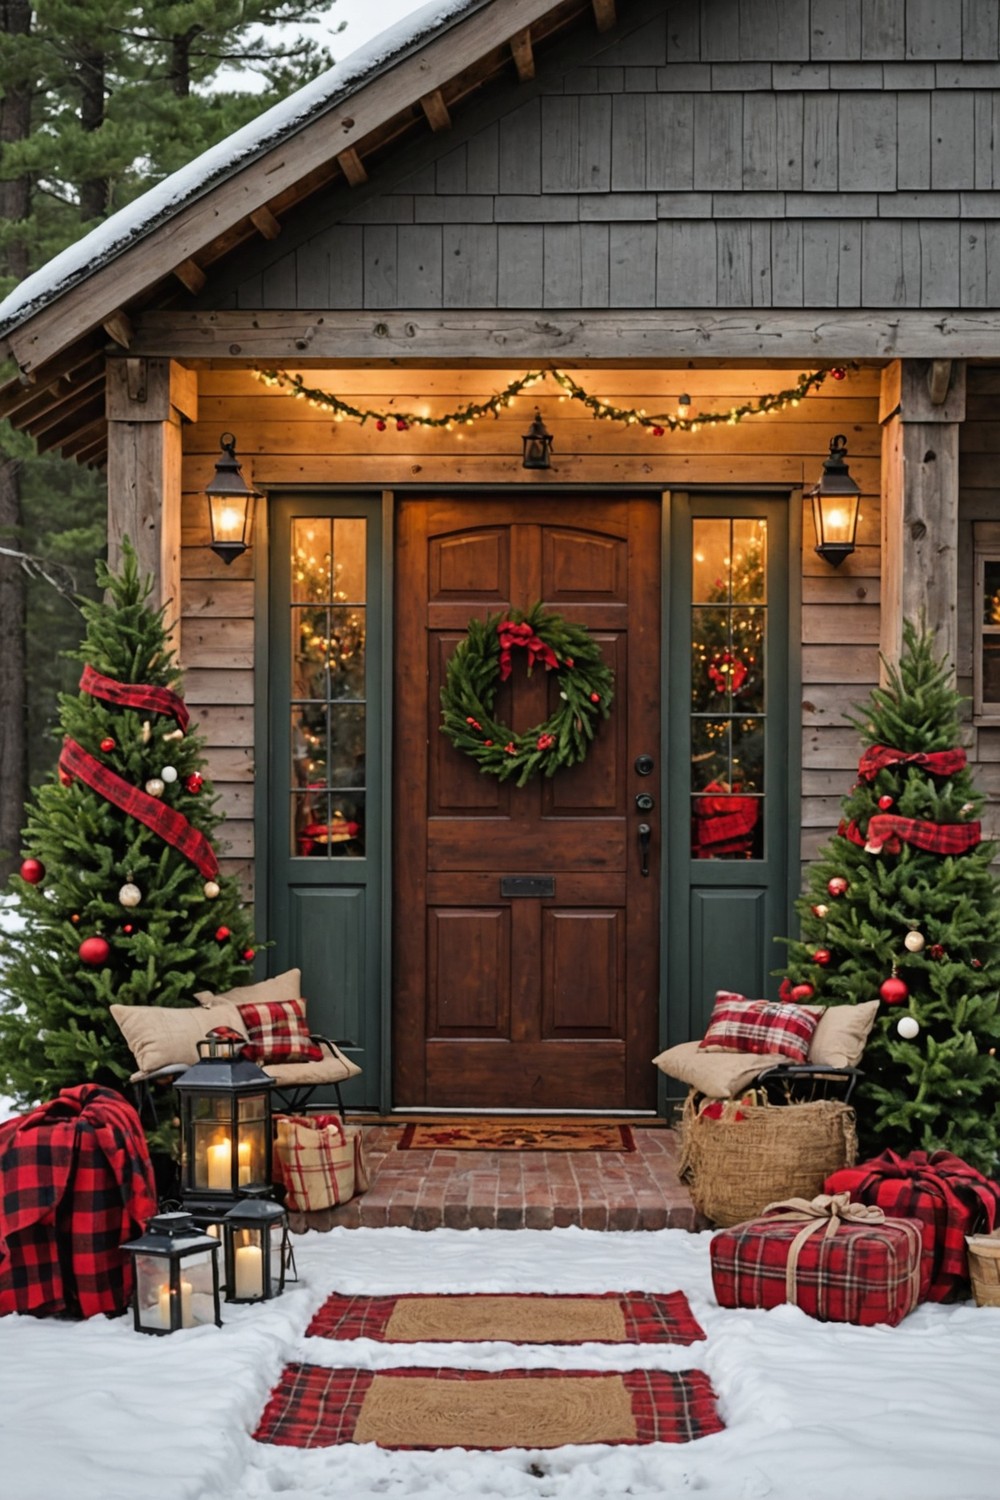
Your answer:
(2, 1223), (1000, 1500)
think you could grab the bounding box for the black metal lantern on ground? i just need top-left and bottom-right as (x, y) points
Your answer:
(223, 1198), (290, 1303)
(808, 434), (861, 567)
(121, 1211), (222, 1335)
(206, 432), (260, 564)
(521, 408), (554, 469)
(174, 1033), (275, 1215)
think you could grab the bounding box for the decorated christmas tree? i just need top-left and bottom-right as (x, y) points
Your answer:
(0, 542), (256, 1113)
(780, 621), (1000, 1174)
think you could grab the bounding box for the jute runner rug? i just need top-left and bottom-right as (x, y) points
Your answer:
(307, 1289), (706, 1345)
(253, 1365), (725, 1450)
(397, 1121), (636, 1152)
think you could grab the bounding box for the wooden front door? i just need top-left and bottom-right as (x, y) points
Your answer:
(393, 495), (660, 1110)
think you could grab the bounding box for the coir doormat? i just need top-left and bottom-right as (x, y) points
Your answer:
(307, 1289), (706, 1345)
(254, 1365), (725, 1449)
(396, 1121), (636, 1152)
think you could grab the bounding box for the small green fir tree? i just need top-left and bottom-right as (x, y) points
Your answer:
(780, 621), (1000, 1174)
(0, 542), (256, 1111)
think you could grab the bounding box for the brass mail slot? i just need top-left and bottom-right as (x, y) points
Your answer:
(500, 875), (555, 899)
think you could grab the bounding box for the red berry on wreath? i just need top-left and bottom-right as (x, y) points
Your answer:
(79, 935), (110, 967)
(877, 794), (894, 810)
(215, 926), (231, 942)
(505, 742), (517, 755)
(186, 773), (204, 794)
(100, 737), (116, 753)
(812, 949), (831, 966)
(880, 976), (909, 1005)
(396, 419), (408, 432)
(242, 948), (255, 961)
(537, 732), (555, 750)
(376, 419), (386, 431)
(790, 983), (815, 1001)
(827, 876), (849, 897)
(19, 858), (45, 885)
(652, 425), (665, 437)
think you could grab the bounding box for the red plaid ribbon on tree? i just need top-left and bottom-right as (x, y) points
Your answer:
(825, 1149), (1000, 1300)
(79, 664), (190, 731)
(0, 1085), (157, 1319)
(497, 619), (559, 681)
(59, 736), (220, 878)
(857, 744), (967, 781)
(839, 814), (981, 856)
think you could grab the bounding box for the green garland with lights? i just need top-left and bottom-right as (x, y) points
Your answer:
(255, 365), (844, 433)
(440, 603), (614, 787)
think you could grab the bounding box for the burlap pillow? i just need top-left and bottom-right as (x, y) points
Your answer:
(195, 968), (302, 1010)
(111, 1002), (247, 1074)
(809, 1000), (879, 1069)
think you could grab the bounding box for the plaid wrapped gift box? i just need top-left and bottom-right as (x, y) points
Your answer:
(710, 1193), (924, 1327)
(825, 1149), (1000, 1302)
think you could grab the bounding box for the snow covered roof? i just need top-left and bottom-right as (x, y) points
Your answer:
(0, 0), (490, 339)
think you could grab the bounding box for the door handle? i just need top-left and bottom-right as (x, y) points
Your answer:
(638, 822), (651, 878)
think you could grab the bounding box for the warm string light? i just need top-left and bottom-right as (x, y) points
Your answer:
(254, 366), (844, 435)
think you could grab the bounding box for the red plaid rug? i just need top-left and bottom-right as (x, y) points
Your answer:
(253, 1365), (725, 1449)
(307, 1290), (706, 1345)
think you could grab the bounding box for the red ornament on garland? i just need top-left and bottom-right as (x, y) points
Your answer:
(19, 858), (45, 885)
(827, 876), (849, 897)
(376, 419), (386, 431)
(242, 948), (255, 961)
(880, 976), (909, 1005)
(396, 419), (408, 432)
(790, 982), (815, 1001)
(812, 949), (831, 966)
(877, 794), (894, 811)
(215, 926), (231, 942)
(79, 935), (110, 967)
(100, 737), (116, 753)
(830, 366), (848, 381)
(185, 773), (204, 794)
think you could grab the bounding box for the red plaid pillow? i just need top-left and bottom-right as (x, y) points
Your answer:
(697, 991), (819, 1065)
(236, 999), (323, 1065)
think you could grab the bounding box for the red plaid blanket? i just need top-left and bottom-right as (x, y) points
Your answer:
(824, 1150), (1000, 1301)
(0, 1085), (158, 1319)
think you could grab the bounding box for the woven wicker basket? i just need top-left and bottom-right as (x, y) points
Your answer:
(966, 1231), (1000, 1307)
(679, 1092), (858, 1228)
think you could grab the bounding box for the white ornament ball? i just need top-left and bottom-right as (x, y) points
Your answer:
(203, 880), (221, 900)
(896, 1015), (920, 1040)
(118, 882), (141, 909)
(161, 765), (178, 784)
(903, 930), (926, 953)
(145, 777), (165, 798)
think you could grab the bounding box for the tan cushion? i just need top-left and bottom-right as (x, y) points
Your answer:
(809, 1000), (879, 1069)
(195, 968), (302, 1010)
(264, 1039), (362, 1087)
(112, 1002), (247, 1075)
(652, 1041), (766, 1099)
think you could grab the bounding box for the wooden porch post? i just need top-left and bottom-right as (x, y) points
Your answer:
(106, 358), (197, 618)
(879, 358), (966, 679)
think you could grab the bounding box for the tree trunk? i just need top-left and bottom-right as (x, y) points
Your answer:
(78, 49), (108, 220)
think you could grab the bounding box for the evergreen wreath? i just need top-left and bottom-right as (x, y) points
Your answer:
(440, 603), (614, 787)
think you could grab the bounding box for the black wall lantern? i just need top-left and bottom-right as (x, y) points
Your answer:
(808, 434), (861, 567)
(174, 1034), (275, 1215)
(206, 432), (260, 564)
(522, 409), (554, 469)
(121, 1211), (222, 1334)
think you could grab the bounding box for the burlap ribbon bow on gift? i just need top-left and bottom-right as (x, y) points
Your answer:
(761, 1192), (922, 1315)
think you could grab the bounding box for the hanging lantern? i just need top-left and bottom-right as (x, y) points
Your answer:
(222, 1198), (290, 1303)
(174, 1031), (275, 1211)
(206, 433), (261, 565)
(120, 1211), (222, 1335)
(521, 408), (554, 470)
(807, 434), (861, 567)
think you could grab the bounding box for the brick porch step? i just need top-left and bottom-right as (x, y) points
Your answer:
(288, 1123), (700, 1233)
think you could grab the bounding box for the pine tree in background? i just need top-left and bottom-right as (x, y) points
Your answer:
(780, 622), (1000, 1174)
(0, 541), (256, 1111)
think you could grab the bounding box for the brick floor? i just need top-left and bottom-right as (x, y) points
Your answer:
(287, 1124), (701, 1233)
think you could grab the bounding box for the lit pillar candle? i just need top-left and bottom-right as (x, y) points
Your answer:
(234, 1243), (263, 1298)
(158, 1278), (193, 1329)
(237, 1140), (252, 1185)
(206, 1139), (231, 1190)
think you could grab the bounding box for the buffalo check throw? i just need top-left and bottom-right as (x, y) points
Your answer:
(253, 1365), (725, 1449)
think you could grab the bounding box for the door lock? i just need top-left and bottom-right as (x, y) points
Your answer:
(635, 754), (655, 776)
(635, 792), (655, 812)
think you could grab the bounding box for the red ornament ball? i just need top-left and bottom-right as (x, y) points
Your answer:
(880, 976), (909, 1006)
(827, 877), (849, 897)
(590, 692), (601, 703)
(929, 943), (946, 961)
(830, 366), (848, 381)
(19, 858), (45, 885)
(376, 419), (387, 432)
(812, 949), (832, 966)
(79, 936), (110, 967)
(122, 924), (134, 935)
(70, 914), (80, 925)
(185, 773), (204, 795)
(215, 926), (231, 942)
(790, 983), (815, 1001)
(877, 794), (894, 811)
(100, 737), (116, 753)
(811, 903), (829, 919)
(242, 948), (255, 961)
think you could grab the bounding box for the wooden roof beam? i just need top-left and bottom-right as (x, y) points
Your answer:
(249, 205), (282, 240)
(510, 28), (535, 81)
(73, 434), (108, 468)
(173, 258), (207, 294)
(592, 0), (616, 30)
(103, 310), (133, 349)
(420, 87), (452, 132)
(26, 372), (105, 437)
(337, 147), (368, 186)
(34, 403), (104, 455)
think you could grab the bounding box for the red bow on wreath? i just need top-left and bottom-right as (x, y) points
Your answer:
(707, 651), (749, 695)
(497, 619), (559, 682)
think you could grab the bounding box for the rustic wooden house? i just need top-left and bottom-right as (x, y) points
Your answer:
(2, 0), (999, 1116)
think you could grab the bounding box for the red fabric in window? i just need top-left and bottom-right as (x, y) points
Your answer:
(698, 992), (819, 1065)
(236, 999), (323, 1065)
